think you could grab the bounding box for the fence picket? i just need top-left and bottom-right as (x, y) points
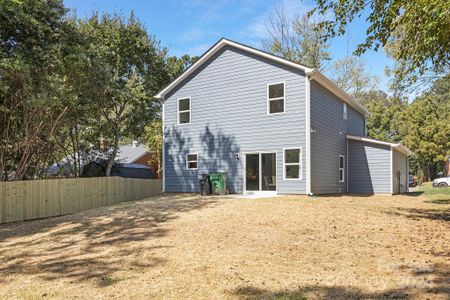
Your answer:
(0, 178), (162, 224)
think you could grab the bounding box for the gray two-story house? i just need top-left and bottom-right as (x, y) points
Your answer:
(156, 38), (411, 195)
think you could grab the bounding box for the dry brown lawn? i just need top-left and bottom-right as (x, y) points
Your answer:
(0, 193), (448, 299)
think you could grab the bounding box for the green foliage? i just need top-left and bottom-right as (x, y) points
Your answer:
(394, 76), (450, 179)
(144, 119), (162, 176)
(0, 2), (186, 180)
(263, 6), (331, 69)
(359, 90), (406, 142)
(364, 76), (450, 180)
(166, 54), (198, 81)
(0, 0), (74, 180)
(75, 13), (168, 175)
(310, 0), (450, 86)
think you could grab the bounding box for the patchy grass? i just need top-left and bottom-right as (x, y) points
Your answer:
(414, 182), (450, 204)
(0, 193), (448, 299)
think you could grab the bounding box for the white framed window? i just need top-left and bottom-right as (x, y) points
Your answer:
(343, 103), (347, 120)
(178, 97), (191, 125)
(339, 155), (345, 182)
(283, 148), (302, 180)
(267, 82), (285, 114)
(186, 153), (198, 170)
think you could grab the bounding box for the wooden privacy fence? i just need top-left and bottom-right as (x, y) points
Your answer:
(0, 177), (162, 224)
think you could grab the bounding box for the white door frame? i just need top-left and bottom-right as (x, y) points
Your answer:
(243, 151), (278, 196)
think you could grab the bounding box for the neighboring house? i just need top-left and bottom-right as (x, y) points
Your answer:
(115, 141), (156, 172)
(47, 141), (159, 179)
(156, 38), (412, 195)
(82, 162), (155, 179)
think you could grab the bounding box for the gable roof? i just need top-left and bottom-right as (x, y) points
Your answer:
(115, 143), (150, 163)
(156, 38), (370, 117)
(346, 135), (413, 156)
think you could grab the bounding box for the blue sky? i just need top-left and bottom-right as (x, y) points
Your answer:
(64, 0), (394, 93)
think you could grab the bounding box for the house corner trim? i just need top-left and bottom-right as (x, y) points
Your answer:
(390, 146), (393, 194)
(162, 99), (166, 192)
(306, 75), (312, 195)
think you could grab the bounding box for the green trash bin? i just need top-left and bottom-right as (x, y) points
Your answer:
(209, 172), (227, 195)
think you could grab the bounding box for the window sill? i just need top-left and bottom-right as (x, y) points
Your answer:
(267, 112), (286, 116)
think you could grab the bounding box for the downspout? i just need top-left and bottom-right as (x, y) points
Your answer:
(305, 74), (312, 195)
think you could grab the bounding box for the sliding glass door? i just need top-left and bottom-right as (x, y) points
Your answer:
(245, 152), (276, 193)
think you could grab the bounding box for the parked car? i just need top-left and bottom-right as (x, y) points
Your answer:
(432, 176), (450, 188)
(408, 175), (417, 187)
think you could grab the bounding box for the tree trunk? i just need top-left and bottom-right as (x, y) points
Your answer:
(105, 126), (120, 177)
(425, 162), (431, 181)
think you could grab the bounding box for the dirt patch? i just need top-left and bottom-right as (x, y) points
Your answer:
(0, 193), (448, 299)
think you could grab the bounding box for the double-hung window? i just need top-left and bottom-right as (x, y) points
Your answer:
(267, 82), (285, 114)
(284, 148), (302, 179)
(186, 153), (198, 170)
(339, 155), (345, 182)
(178, 97), (191, 124)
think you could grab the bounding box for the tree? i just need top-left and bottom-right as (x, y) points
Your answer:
(78, 13), (167, 176)
(309, 0), (450, 86)
(142, 54), (196, 178)
(166, 54), (199, 81)
(0, 0), (74, 180)
(263, 5), (331, 69)
(395, 75), (450, 180)
(144, 119), (162, 177)
(359, 90), (406, 142)
(329, 56), (379, 102)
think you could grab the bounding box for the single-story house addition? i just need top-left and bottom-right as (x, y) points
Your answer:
(156, 38), (412, 195)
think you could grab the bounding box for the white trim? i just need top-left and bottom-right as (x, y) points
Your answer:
(346, 139), (349, 192)
(343, 103), (348, 120)
(406, 156), (409, 193)
(346, 134), (413, 156)
(155, 38), (369, 118)
(242, 151), (278, 194)
(267, 81), (285, 115)
(186, 153), (198, 170)
(307, 71), (370, 117)
(177, 97), (191, 125)
(283, 148), (303, 180)
(305, 76), (311, 195)
(339, 155), (345, 183)
(162, 100), (165, 192)
(155, 38), (313, 99)
(390, 146), (393, 194)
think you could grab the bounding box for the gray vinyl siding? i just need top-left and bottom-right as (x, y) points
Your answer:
(392, 149), (408, 194)
(310, 81), (365, 194)
(348, 140), (391, 194)
(163, 45), (307, 194)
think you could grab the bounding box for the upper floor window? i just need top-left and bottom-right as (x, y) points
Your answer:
(343, 103), (347, 120)
(267, 82), (285, 114)
(178, 97), (191, 124)
(339, 155), (345, 182)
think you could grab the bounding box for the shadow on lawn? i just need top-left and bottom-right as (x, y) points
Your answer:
(0, 193), (217, 286)
(387, 207), (450, 222)
(232, 262), (450, 299)
(425, 199), (450, 205)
